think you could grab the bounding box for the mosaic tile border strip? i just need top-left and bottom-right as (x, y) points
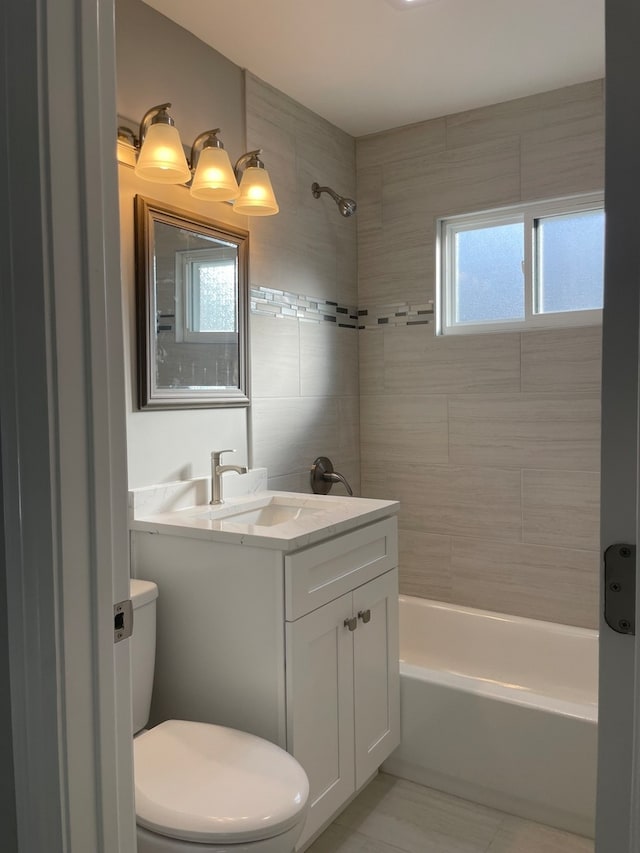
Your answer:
(250, 286), (358, 328)
(357, 301), (434, 329)
(250, 286), (434, 330)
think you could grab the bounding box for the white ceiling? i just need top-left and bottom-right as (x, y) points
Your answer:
(142, 0), (605, 137)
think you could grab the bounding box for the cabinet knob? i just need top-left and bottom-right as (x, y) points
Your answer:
(344, 616), (358, 632)
(358, 609), (371, 624)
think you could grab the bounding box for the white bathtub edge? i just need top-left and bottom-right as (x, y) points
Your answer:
(400, 662), (598, 723)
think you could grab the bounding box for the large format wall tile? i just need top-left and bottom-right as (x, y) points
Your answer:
(398, 529), (452, 601)
(522, 469), (601, 551)
(247, 73), (360, 495)
(252, 396), (359, 482)
(521, 326), (602, 393)
(383, 326), (521, 395)
(521, 114), (605, 199)
(336, 396), (361, 470)
(358, 328), (385, 397)
(358, 226), (434, 307)
(247, 71), (358, 305)
(449, 393), (601, 471)
(363, 463), (522, 542)
(356, 80), (604, 627)
(445, 80), (603, 149)
(450, 537), (599, 628)
(382, 137), (521, 223)
(360, 395), (448, 466)
(358, 136), (521, 307)
(266, 471), (310, 493)
(356, 117), (446, 170)
(300, 323), (359, 398)
(251, 315), (300, 398)
(356, 166), (383, 236)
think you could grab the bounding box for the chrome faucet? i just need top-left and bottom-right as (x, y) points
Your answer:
(210, 449), (248, 505)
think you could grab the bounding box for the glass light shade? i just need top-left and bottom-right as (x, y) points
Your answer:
(233, 167), (279, 216)
(190, 147), (240, 201)
(134, 123), (191, 184)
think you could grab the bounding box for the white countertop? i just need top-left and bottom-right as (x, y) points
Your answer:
(130, 488), (399, 552)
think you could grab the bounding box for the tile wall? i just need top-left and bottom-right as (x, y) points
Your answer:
(245, 74), (361, 494)
(356, 81), (604, 628)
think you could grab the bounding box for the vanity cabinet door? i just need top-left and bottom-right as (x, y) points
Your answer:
(353, 568), (400, 788)
(285, 593), (356, 845)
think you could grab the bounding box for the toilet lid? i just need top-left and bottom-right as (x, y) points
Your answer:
(134, 720), (309, 844)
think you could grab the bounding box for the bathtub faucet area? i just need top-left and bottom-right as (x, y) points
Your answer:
(310, 456), (353, 496)
(210, 449), (248, 505)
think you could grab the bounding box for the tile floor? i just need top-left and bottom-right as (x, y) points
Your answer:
(306, 774), (594, 853)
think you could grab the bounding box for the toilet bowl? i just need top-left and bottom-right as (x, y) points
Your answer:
(131, 580), (309, 853)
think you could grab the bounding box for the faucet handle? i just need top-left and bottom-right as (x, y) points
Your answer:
(212, 448), (236, 463)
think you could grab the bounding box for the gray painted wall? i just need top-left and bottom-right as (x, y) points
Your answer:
(116, 0), (250, 487)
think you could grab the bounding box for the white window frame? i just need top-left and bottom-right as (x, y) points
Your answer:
(436, 192), (604, 335)
(175, 247), (238, 344)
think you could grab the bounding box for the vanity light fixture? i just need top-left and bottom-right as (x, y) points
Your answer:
(233, 150), (280, 216)
(132, 103), (191, 184)
(189, 129), (240, 202)
(118, 105), (279, 215)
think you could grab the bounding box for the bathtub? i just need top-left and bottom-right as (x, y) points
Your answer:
(382, 596), (598, 837)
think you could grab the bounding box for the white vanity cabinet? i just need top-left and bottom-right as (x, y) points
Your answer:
(130, 507), (399, 850)
(286, 568), (399, 843)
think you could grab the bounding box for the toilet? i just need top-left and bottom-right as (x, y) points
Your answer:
(130, 579), (309, 853)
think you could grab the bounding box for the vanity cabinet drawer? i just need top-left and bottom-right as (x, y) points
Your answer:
(285, 517), (397, 621)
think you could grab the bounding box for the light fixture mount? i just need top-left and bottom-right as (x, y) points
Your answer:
(117, 107), (279, 214)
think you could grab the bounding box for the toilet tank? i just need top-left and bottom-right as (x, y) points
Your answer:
(130, 579), (159, 734)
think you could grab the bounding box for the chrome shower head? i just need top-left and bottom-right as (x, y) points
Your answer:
(338, 196), (357, 218)
(312, 182), (357, 217)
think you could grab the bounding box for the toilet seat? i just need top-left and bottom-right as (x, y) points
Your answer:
(134, 720), (309, 845)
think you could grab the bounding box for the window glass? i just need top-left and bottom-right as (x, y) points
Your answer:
(537, 210), (605, 314)
(438, 193), (604, 334)
(190, 260), (237, 332)
(455, 222), (524, 323)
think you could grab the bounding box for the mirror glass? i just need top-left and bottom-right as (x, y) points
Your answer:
(135, 196), (249, 409)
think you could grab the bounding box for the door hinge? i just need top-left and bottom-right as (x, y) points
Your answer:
(114, 599), (133, 643)
(604, 543), (636, 635)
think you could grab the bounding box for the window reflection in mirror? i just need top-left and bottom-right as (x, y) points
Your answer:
(135, 197), (249, 409)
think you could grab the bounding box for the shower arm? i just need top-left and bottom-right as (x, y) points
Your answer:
(311, 182), (357, 217)
(311, 183), (342, 204)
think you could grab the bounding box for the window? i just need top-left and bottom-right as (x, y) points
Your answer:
(437, 193), (604, 335)
(175, 246), (238, 343)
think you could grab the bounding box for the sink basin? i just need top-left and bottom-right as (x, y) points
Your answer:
(193, 496), (332, 528)
(130, 482), (400, 548)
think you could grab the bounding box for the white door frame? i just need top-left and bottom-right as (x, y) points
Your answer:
(0, 0), (135, 851)
(596, 1), (640, 851)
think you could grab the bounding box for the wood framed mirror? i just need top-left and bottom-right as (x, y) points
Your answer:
(134, 196), (249, 409)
